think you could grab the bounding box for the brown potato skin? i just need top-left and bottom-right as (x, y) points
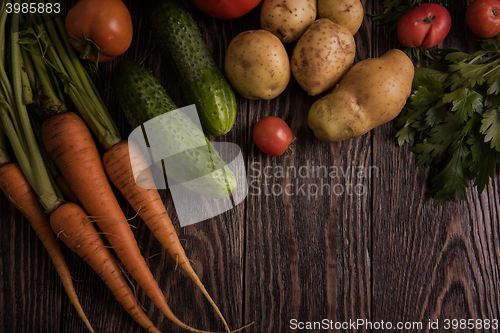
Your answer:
(291, 18), (356, 96)
(308, 49), (414, 142)
(260, 0), (317, 44)
(318, 0), (364, 36)
(224, 30), (290, 100)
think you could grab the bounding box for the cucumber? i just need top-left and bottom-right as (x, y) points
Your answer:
(112, 59), (237, 199)
(150, 0), (237, 136)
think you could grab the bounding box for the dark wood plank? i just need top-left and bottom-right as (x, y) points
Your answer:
(0, 196), (63, 333)
(371, 0), (500, 330)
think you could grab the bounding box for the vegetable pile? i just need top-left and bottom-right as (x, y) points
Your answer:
(2, 0), (500, 331)
(0, 0), (249, 332)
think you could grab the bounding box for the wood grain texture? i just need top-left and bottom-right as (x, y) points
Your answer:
(0, 0), (499, 333)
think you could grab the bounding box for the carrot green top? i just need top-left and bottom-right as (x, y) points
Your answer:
(0, 1), (63, 214)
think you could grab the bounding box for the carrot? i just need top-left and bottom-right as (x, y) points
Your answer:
(0, 162), (94, 333)
(0, 5), (95, 331)
(49, 201), (162, 333)
(54, 174), (82, 206)
(20, 8), (248, 332)
(40, 111), (228, 333)
(103, 140), (237, 332)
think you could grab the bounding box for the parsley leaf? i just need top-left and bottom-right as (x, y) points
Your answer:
(451, 89), (483, 123)
(480, 107), (500, 151)
(468, 134), (500, 192)
(431, 141), (470, 204)
(411, 113), (462, 166)
(446, 61), (499, 90)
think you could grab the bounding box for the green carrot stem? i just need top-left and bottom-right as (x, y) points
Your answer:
(0, 101), (34, 186)
(26, 9), (115, 145)
(24, 14), (110, 143)
(32, 2), (121, 150)
(25, 42), (66, 114)
(29, 110), (64, 200)
(21, 45), (36, 91)
(0, 1), (7, 67)
(0, 3), (14, 108)
(20, 48), (34, 105)
(0, 122), (11, 167)
(51, 3), (121, 148)
(10, 4), (62, 214)
(25, 10), (68, 110)
(26, 10), (68, 79)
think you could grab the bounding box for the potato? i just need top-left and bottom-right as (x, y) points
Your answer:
(318, 0), (364, 36)
(260, 0), (317, 44)
(291, 18), (355, 96)
(224, 30), (290, 100)
(308, 49), (414, 142)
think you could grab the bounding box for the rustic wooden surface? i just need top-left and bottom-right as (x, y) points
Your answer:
(1, 0), (499, 332)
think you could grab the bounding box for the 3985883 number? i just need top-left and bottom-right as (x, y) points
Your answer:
(5, 2), (60, 14)
(443, 319), (499, 330)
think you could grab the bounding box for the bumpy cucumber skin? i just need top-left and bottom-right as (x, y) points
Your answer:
(112, 59), (237, 199)
(150, 0), (237, 136)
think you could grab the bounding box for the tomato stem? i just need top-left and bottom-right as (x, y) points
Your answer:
(68, 29), (106, 68)
(420, 15), (436, 24)
(285, 136), (296, 156)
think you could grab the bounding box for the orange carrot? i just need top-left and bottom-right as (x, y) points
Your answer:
(49, 201), (162, 333)
(40, 111), (227, 333)
(103, 140), (236, 331)
(0, 162), (94, 333)
(54, 174), (82, 206)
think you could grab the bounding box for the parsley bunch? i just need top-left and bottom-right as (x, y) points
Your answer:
(396, 39), (500, 204)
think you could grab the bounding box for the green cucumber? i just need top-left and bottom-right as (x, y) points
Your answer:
(150, 0), (237, 136)
(112, 59), (236, 199)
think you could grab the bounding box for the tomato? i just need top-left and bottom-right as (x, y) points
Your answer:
(396, 3), (451, 48)
(466, 0), (500, 38)
(65, 0), (133, 64)
(190, 0), (262, 19)
(253, 116), (293, 156)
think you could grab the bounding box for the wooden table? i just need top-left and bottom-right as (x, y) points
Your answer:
(1, 1), (499, 332)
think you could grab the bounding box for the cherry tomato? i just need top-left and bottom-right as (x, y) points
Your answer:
(65, 0), (133, 64)
(466, 0), (500, 38)
(253, 116), (293, 156)
(396, 3), (451, 48)
(190, 0), (262, 19)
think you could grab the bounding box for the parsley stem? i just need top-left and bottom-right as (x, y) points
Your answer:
(468, 54), (483, 65)
(483, 62), (500, 78)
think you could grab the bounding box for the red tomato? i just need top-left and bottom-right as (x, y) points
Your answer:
(253, 116), (293, 156)
(65, 0), (133, 64)
(396, 3), (451, 48)
(190, 0), (262, 19)
(466, 0), (500, 38)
